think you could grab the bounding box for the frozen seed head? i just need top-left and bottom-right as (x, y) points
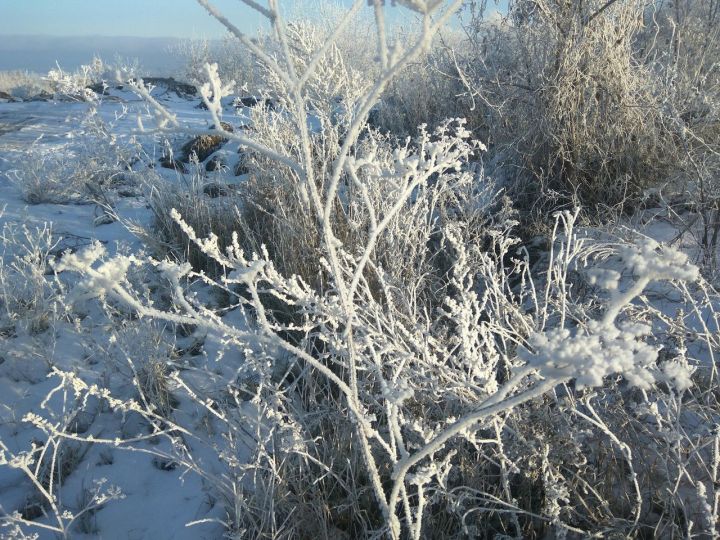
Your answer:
(519, 321), (657, 390)
(619, 239), (699, 282)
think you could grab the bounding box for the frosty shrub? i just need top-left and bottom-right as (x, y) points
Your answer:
(33, 1), (719, 538)
(459, 0), (680, 211)
(2, 1), (717, 539)
(0, 71), (52, 100)
(0, 217), (59, 336)
(46, 57), (107, 102)
(173, 36), (258, 94)
(378, 0), (710, 250)
(52, 191), (719, 538)
(0, 433), (124, 540)
(6, 108), (141, 205)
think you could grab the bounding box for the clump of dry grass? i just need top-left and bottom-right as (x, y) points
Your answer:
(144, 168), (243, 275)
(0, 220), (58, 337)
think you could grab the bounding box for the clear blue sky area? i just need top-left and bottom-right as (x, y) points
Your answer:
(0, 0), (266, 38)
(0, 0), (509, 38)
(0, 0), (509, 72)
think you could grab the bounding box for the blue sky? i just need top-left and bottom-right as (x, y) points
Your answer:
(0, 0), (266, 38)
(0, 0), (509, 38)
(0, 1), (509, 72)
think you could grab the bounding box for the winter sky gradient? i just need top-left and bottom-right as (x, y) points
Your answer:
(0, 1), (508, 72)
(1, 0), (508, 37)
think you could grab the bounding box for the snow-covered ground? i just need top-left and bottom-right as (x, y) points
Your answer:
(0, 85), (259, 539)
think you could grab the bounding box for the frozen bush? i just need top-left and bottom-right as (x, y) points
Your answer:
(7, 108), (141, 205)
(0, 70), (52, 100)
(457, 0), (681, 212)
(173, 36), (258, 94)
(46, 57), (105, 102)
(47, 2), (719, 538)
(54, 194), (719, 538)
(0, 218), (58, 336)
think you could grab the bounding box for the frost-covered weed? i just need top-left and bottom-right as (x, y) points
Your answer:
(0, 414), (125, 539)
(0, 55), (138, 103)
(0, 70), (52, 100)
(173, 36), (258, 94)
(0, 220), (59, 336)
(44, 0), (720, 536)
(481, 0), (676, 210)
(7, 108), (141, 205)
(0, 266), (182, 538)
(8, 153), (91, 206)
(46, 56), (106, 103)
(53, 194), (719, 537)
(3, 1), (720, 539)
(427, 0), (720, 265)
